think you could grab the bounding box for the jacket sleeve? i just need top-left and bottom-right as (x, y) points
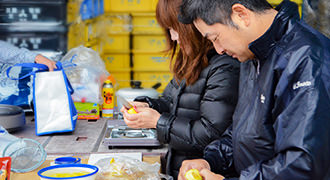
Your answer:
(238, 54), (330, 179)
(134, 78), (175, 113)
(204, 125), (238, 178)
(0, 40), (38, 64)
(158, 56), (240, 150)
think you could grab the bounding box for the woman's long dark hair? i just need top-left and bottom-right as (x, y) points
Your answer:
(156, 0), (213, 85)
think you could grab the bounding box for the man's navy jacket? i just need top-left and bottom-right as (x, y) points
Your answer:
(204, 1), (330, 179)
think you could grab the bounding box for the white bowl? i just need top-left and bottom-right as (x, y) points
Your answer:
(38, 164), (98, 180)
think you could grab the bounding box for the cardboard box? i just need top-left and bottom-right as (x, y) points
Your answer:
(74, 102), (100, 120)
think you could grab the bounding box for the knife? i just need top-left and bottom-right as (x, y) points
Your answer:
(117, 95), (137, 114)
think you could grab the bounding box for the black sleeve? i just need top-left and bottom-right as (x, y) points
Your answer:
(134, 79), (175, 113)
(158, 56), (240, 151)
(204, 125), (238, 178)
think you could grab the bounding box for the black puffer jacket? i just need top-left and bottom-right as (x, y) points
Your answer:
(135, 51), (240, 179)
(203, 1), (330, 179)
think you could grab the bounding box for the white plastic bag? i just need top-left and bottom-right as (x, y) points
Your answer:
(7, 62), (78, 135)
(95, 157), (173, 180)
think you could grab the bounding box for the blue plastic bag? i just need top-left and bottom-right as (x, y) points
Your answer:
(6, 62), (77, 135)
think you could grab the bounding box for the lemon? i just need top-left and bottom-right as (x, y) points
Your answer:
(127, 107), (137, 114)
(185, 169), (202, 180)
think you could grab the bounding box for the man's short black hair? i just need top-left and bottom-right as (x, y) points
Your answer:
(179, 0), (273, 27)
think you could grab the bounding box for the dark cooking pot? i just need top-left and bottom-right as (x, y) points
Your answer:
(0, 104), (25, 132)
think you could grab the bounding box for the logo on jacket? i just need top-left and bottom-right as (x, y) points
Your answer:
(261, 94), (265, 103)
(293, 81), (311, 90)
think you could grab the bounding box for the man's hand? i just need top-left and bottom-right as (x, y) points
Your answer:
(178, 159), (210, 180)
(200, 169), (225, 180)
(35, 54), (56, 71)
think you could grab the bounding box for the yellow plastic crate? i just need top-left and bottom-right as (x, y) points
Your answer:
(108, 69), (131, 89)
(133, 34), (166, 52)
(83, 19), (101, 43)
(103, 52), (131, 71)
(85, 40), (103, 54)
(101, 33), (130, 52)
(132, 51), (171, 71)
(99, 14), (132, 33)
(133, 70), (172, 93)
(67, 2), (77, 23)
(104, 0), (158, 13)
(268, 0), (302, 16)
(267, 0), (302, 4)
(131, 13), (163, 34)
(67, 22), (85, 50)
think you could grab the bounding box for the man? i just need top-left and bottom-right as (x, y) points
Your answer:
(0, 40), (56, 71)
(178, 0), (330, 179)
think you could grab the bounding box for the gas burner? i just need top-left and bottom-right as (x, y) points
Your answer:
(103, 121), (161, 147)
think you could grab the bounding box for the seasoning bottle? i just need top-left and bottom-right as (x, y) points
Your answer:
(102, 79), (114, 118)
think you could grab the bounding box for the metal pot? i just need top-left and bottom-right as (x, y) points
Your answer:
(116, 81), (160, 110)
(0, 104), (25, 132)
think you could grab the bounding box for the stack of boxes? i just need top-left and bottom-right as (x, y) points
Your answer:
(67, 0), (173, 93)
(268, 0), (303, 16)
(0, 0), (67, 57)
(68, 0), (304, 93)
(0, 0), (67, 110)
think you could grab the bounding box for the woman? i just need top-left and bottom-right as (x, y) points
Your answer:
(121, 0), (240, 178)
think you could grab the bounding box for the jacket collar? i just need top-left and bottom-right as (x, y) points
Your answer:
(248, 0), (300, 61)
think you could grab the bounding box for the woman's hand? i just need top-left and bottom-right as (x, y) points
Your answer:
(35, 54), (57, 71)
(120, 101), (149, 114)
(123, 107), (160, 129)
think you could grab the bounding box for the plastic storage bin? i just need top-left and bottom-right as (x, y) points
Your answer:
(67, 0), (80, 23)
(103, 52), (130, 71)
(131, 13), (162, 34)
(0, 28), (67, 52)
(267, 0), (302, 16)
(101, 33), (130, 52)
(99, 13), (131, 34)
(133, 34), (166, 52)
(132, 51), (171, 71)
(83, 19), (99, 43)
(103, 0), (158, 13)
(0, 0), (66, 25)
(108, 69), (131, 89)
(133, 70), (172, 93)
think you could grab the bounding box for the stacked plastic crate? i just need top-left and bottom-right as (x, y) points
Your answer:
(268, 0), (303, 16)
(0, 0), (67, 57)
(102, 0), (172, 92)
(100, 13), (132, 90)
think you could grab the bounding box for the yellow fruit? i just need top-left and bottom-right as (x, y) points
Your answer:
(185, 169), (202, 180)
(110, 158), (115, 164)
(127, 107), (137, 114)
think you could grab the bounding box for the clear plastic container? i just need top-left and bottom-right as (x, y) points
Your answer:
(0, 126), (47, 173)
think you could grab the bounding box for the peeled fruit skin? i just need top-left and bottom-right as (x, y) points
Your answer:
(185, 169), (203, 180)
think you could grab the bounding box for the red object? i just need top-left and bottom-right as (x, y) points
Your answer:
(81, 97), (86, 103)
(0, 157), (11, 180)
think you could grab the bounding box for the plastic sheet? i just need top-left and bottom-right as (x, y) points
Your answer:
(95, 157), (172, 180)
(61, 46), (109, 104)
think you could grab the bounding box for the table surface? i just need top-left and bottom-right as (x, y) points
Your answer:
(9, 114), (168, 179)
(11, 114), (168, 155)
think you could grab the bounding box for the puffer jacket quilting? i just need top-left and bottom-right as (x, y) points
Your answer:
(136, 51), (240, 179)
